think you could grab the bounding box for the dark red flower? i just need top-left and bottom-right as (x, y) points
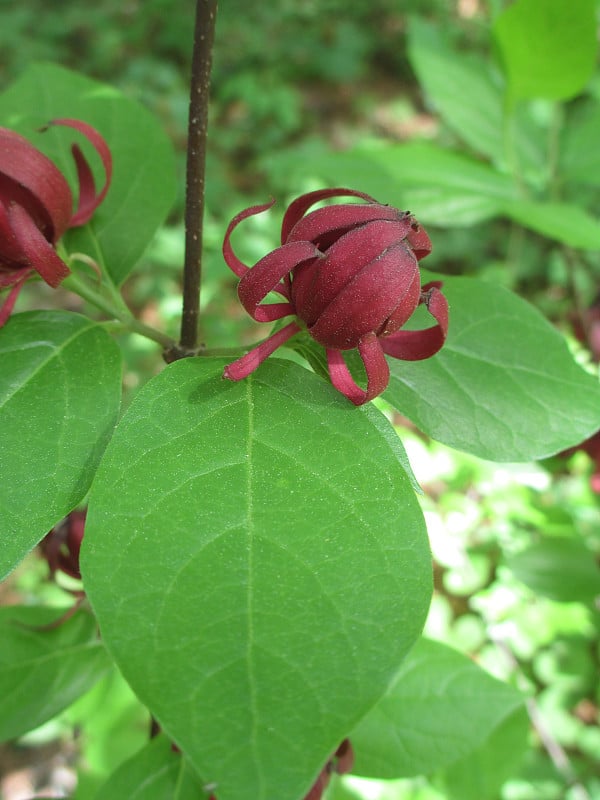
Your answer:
(222, 188), (448, 405)
(0, 118), (112, 325)
(40, 509), (86, 583)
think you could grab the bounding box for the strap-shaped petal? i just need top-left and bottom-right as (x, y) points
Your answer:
(238, 240), (321, 320)
(223, 321), (301, 380)
(281, 187), (378, 244)
(50, 119), (113, 227)
(0, 269), (30, 326)
(8, 203), (70, 287)
(380, 284), (449, 361)
(327, 333), (390, 406)
(284, 202), (405, 249)
(223, 199), (276, 278)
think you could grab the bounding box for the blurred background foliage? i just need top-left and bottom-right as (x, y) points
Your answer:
(0, 1), (599, 799)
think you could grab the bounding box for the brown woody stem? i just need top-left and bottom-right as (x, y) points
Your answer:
(178, 0), (218, 353)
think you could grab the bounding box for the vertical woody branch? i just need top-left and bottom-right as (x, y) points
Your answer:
(179, 0), (218, 352)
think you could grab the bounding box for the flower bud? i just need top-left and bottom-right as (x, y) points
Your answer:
(0, 119), (112, 325)
(223, 188), (448, 405)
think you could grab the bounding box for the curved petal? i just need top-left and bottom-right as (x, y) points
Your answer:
(223, 199), (276, 278)
(50, 119), (113, 227)
(381, 284), (449, 361)
(0, 127), (72, 242)
(223, 321), (301, 381)
(308, 243), (419, 350)
(327, 333), (390, 406)
(285, 203), (406, 250)
(8, 204), (70, 287)
(238, 240), (321, 320)
(0, 269), (30, 327)
(281, 187), (379, 244)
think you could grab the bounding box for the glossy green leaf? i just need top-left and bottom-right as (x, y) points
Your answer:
(0, 311), (122, 579)
(501, 199), (600, 250)
(0, 63), (177, 284)
(349, 637), (525, 779)
(494, 0), (597, 101)
(506, 537), (600, 604)
(94, 736), (206, 800)
(384, 276), (600, 461)
(437, 705), (530, 800)
(81, 358), (432, 800)
(310, 142), (517, 226)
(0, 605), (110, 741)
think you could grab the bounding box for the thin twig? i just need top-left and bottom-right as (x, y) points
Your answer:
(179, 0), (218, 353)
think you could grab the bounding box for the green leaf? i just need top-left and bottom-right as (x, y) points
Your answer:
(506, 536), (600, 604)
(81, 358), (432, 800)
(384, 276), (600, 461)
(560, 99), (600, 186)
(501, 199), (600, 250)
(407, 18), (505, 164)
(494, 0), (597, 101)
(349, 637), (525, 779)
(436, 705), (530, 800)
(0, 63), (177, 284)
(0, 605), (110, 741)
(0, 311), (122, 579)
(309, 142), (517, 226)
(94, 736), (206, 800)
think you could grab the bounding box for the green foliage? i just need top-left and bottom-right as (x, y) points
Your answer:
(1, 2), (599, 800)
(81, 357), (432, 800)
(0, 311), (122, 578)
(0, 605), (110, 741)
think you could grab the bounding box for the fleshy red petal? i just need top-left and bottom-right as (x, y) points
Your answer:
(238, 240), (321, 321)
(405, 220), (432, 260)
(50, 119), (113, 227)
(223, 199), (276, 278)
(327, 333), (390, 405)
(285, 203), (406, 250)
(281, 187), (378, 244)
(223, 321), (301, 380)
(381, 284), (449, 361)
(309, 243), (419, 350)
(0, 269), (30, 326)
(293, 219), (416, 326)
(8, 203), (70, 287)
(0, 127), (73, 243)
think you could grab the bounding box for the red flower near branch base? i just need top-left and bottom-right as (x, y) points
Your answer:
(222, 188), (448, 405)
(0, 119), (112, 325)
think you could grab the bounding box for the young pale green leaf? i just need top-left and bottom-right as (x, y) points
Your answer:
(407, 17), (505, 164)
(349, 637), (525, 779)
(0, 605), (110, 741)
(501, 199), (600, 250)
(94, 735), (206, 800)
(0, 63), (177, 284)
(0, 311), (122, 579)
(436, 705), (530, 800)
(384, 276), (600, 461)
(81, 358), (432, 800)
(494, 0), (597, 101)
(506, 537), (600, 605)
(309, 142), (517, 226)
(560, 100), (600, 187)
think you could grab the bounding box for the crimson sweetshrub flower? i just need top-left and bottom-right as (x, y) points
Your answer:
(223, 188), (448, 405)
(0, 118), (112, 325)
(40, 509), (87, 582)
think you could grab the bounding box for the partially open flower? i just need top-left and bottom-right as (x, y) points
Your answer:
(223, 188), (448, 405)
(0, 119), (112, 325)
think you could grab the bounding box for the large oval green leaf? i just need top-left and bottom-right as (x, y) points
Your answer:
(81, 358), (432, 800)
(0, 311), (122, 579)
(0, 63), (177, 284)
(384, 276), (600, 461)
